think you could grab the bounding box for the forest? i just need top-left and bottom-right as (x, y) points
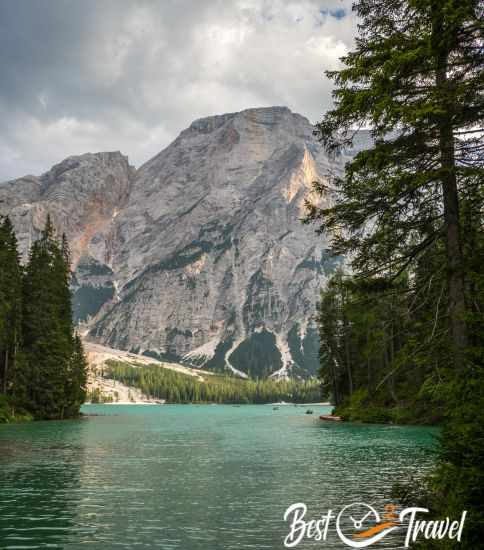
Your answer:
(0, 215), (87, 422)
(305, 0), (483, 547)
(93, 359), (323, 404)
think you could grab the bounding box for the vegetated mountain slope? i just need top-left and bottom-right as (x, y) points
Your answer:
(0, 107), (363, 378)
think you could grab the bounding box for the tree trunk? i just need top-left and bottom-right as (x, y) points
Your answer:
(384, 344), (397, 404)
(344, 323), (353, 395)
(3, 350), (8, 394)
(342, 289), (353, 395)
(366, 328), (372, 394)
(439, 122), (468, 365)
(330, 357), (340, 406)
(388, 322), (397, 403)
(433, 7), (467, 368)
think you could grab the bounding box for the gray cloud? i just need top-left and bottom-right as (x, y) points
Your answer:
(0, 0), (356, 180)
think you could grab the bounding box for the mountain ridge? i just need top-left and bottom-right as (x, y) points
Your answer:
(0, 106), (355, 378)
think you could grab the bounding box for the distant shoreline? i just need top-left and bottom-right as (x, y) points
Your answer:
(83, 401), (332, 406)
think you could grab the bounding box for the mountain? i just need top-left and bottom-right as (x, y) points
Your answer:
(0, 151), (134, 323)
(0, 107), (356, 378)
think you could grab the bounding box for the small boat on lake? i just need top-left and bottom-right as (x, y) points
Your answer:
(319, 414), (342, 422)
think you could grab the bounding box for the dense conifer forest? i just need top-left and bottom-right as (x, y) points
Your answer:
(305, 0), (483, 546)
(92, 360), (322, 404)
(0, 215), (87, 421)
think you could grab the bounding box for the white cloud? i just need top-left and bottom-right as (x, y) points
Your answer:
(0, 0), (356, 181)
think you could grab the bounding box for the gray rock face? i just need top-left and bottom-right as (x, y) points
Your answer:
(1, 107), (349, 378)
(0, 151), (134, 322)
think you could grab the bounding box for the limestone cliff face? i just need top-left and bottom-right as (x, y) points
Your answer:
(1, 107), (349, 378)
(0, 151), (134, 322)
(92, 107), (344, 377)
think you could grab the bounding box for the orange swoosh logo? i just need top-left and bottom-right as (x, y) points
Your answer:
(353, 521), (399, 540)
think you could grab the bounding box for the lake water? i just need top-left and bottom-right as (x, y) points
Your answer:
(0, 404), (438, 549)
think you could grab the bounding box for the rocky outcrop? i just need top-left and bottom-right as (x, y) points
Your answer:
(0, 107), (354, 378)
(0, 152), (134, 322)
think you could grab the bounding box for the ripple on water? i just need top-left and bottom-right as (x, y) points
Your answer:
(0, 405), (438, 549)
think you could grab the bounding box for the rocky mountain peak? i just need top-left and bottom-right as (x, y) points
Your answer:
(0, 150), (134, 270)
(187, 106), (295, 134)
(1, 107), (348, 379)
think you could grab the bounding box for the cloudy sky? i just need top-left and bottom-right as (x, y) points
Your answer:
(0, 0), (356, 181)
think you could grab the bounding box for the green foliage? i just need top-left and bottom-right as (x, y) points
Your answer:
(64, 334), (88, 416)
(103, 360), (323, 404)
(0, 216), (88, 421)
(0, 394), (33, 423)
(390, 368), (484, 549)
(336, 388), (391, 424)
(318, 258), (449, 424)
(0, 216), (22, 397)
(424, 372), (484, 549)
(307, 0), (483, 545)
(306, 0), (482, 365)
(86, 387), (114, 404)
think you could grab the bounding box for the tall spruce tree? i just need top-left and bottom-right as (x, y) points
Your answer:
(0, 217), (88, 422)
(0, 216), (22, 396)
(306, 0), (483, 369)
(65, 333), (88, 418)
(308, 1), (483, 545)
(22, 216), (76, 419)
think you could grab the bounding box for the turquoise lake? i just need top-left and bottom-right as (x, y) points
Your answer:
(0, 404), (438, 549)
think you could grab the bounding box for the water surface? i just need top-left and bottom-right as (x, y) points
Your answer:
(0, 404), (438, 549)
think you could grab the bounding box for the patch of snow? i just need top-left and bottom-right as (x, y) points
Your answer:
(112, 280), (121, 303)
(224, 338), (249, 379)
(270, 332), (294, 380)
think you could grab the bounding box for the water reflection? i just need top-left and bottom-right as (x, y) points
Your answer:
(0, 405), (437, 550)
(0, 419), (87, 548)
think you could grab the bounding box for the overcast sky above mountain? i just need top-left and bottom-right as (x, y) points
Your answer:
(0, 0), (356, 181)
